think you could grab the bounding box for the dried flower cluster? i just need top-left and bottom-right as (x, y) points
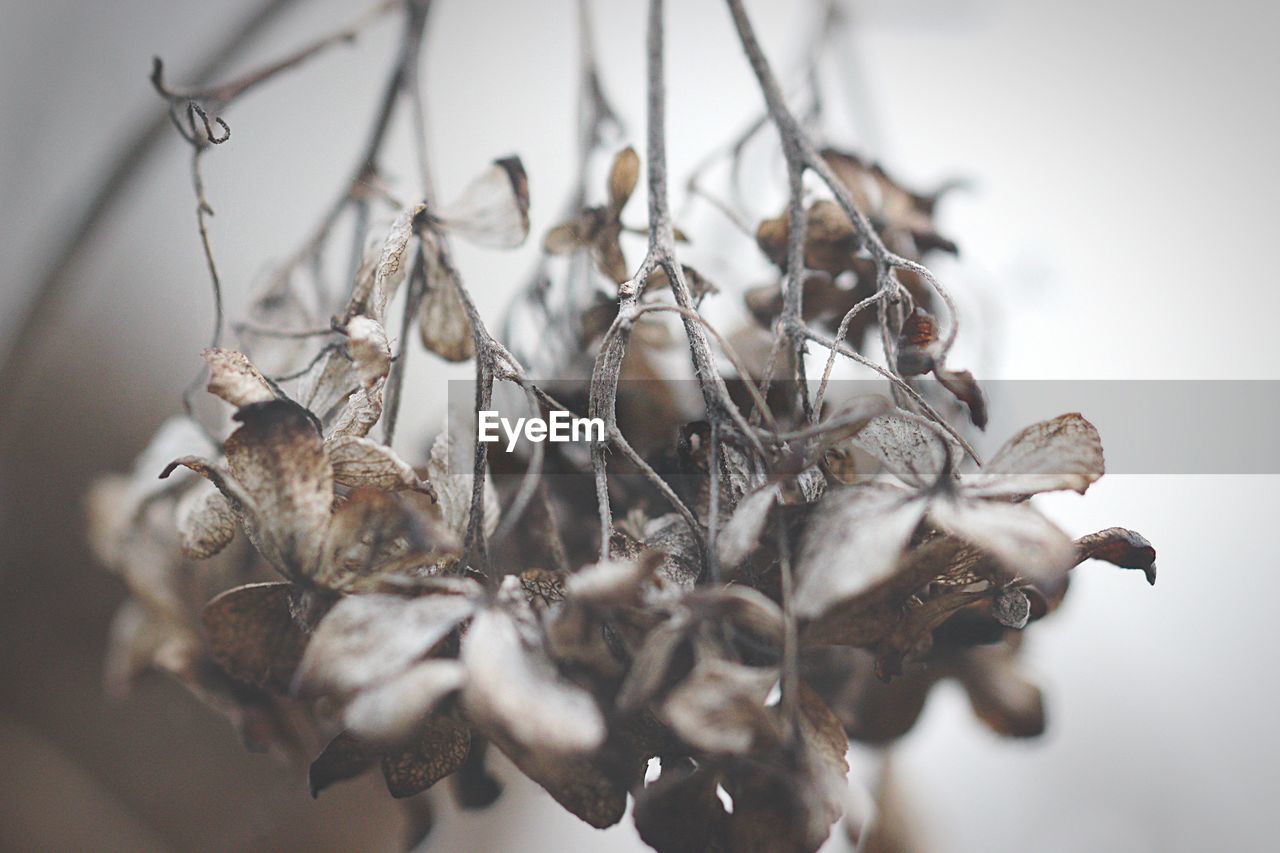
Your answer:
(87, 0), (1156, 849)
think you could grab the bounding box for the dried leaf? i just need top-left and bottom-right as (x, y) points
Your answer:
(203, 348), (275, 407)
(201, 582), (308, 692)
(438, 156), (530, 249)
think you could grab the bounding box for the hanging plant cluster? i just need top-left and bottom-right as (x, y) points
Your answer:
(88, 0), (1156, 849)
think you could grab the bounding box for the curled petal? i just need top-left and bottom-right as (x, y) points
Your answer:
(606, 146), (640, 218)
(202, 582), (308, 692)
(203, 348), (275, 407)
(437, 156), (530, 248)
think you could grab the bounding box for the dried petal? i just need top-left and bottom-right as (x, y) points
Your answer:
(381, 713), (471, 797)
(661, 657), (778, 754)
(426, 430), (499, 539)
(309, 731), (379, 797)
(936, 368), (988, 430)
(1073, 527), (1157, 584)
(201, 582), (308, 692)
(461, 592), (605, 754)
(717, 484), (779, 569)
(851, 411), (954, 489)
(963, 413), (1104, 497)
(328, 435), (431, 493)
(175, 481), (236, 559)
(345, 660), (466, 744)
(296, 590), (477, 695)
(223, 400), (332, 577)
(438, 156), (530, 248)
(345, 315), (391, 391)
(958, 645), (1045, 738)
(794, 484), (927, 619)
(418, 246), (476, 362)
(927, 496), (1075, 585)
(607, 146), (640, 217)
(203, 348), (275, 406)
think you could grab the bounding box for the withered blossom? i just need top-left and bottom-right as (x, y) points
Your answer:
(86, 2), (1160, 850)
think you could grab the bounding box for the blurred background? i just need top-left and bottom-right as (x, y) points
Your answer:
(1, 0), (1275, 850)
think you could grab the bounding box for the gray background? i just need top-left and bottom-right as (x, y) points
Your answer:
(0, 0), (1275, 850)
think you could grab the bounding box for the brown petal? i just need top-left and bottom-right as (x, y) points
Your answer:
(309, 730), (379, 797)
(963, 413), (1104, 498)
(175, 481), (237, 559)
(563, 552), (661, 608)
(935, 368), (988, 430)
(381, 713), (472, 798)
(224, 400), (333, 578)
(201, 582), (308, 692)
(328, 435), (432, 494)
(607, 146), (640, 218)
(203, 348), (275, 407)
(418, 247), (476, 362)
(1073, 527), (1157, 585)
(437, 156), (530, 249)
(297, 348), (358, 424)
